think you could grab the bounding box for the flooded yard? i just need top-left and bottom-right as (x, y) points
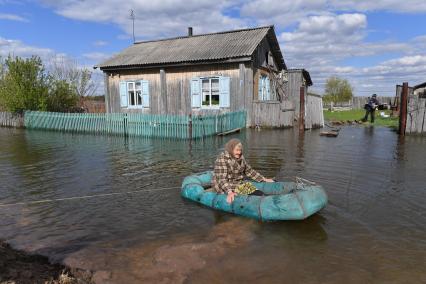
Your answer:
(0, 126), (425, 283)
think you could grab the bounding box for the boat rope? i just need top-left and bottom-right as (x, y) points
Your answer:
(295, 177), (316, 190)
(0, 186), (181, 208)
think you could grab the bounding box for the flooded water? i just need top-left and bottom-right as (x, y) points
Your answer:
(0, 126), (425, 283)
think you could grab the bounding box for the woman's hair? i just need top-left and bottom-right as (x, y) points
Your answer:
(225, 138), (243, 154)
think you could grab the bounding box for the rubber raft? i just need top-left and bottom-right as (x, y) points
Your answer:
(181, 171), (327, 221)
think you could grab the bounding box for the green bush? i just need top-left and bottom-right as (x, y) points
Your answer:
(323, 77), (353, 103)
(46, 79), (79, 112)
(0, 55), (81, 113)
(0, 55), (49, 113)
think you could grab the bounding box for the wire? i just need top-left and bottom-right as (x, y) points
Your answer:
(0, 186), (181, 208)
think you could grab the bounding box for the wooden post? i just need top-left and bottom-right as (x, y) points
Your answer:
(399, 82), (408, 136)
(160, 69), (167, 114)
(299, 86), (305, 131)
(188, 113), (192, 139)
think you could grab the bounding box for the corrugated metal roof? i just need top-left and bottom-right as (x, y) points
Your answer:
(98, 26), (284, 70)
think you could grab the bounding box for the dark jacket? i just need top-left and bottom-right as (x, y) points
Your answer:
(366, 97), (379, 110)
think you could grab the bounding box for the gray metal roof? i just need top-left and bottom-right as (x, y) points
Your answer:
(98, 26), (285, 70)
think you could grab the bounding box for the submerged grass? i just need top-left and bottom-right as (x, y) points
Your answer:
(323, 109), (399, 128)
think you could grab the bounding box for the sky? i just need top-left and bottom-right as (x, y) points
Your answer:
(1, 0), (426, 96)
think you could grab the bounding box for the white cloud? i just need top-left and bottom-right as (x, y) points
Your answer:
(241, 0), (426, 27)
(330, 0), (426, 13)
(0, 37), (55, 58)
(0, 13), (28, 22)
(42, 0), (246, 39)
(93, 40), (108, 46)
(36, 0), (426, 96)
(83, 52), (110, 63)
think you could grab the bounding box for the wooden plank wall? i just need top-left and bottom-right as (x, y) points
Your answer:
(104, 63), (249, 118)
(305, 94), (324, 129)
(406, 95), (426, 134)
(286, 71), (305, 116)
(0, 112), (24, 128)
(251, 100), (294, 128)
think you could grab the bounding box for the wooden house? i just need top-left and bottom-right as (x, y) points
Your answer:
(414, 81), (426, 97)
(97, 26), (319, 128)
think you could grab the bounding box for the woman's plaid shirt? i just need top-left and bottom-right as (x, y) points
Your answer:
(212, 151), (264, 194)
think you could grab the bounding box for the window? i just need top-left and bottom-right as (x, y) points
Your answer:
(119, 80), (150, 108)
(191, 76), (229, 108)
(259, 75), (271, 101)
(127, 81), (143, 107)
(201, 77), (220, 108)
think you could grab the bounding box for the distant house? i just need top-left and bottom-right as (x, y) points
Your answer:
(97, 26), (317, 127)
(414, 81), (426, 97)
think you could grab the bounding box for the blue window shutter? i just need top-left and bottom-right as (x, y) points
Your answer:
(265, 76), (271, 100)
(141, 80), (149, 108)
(191, 78), (201, 108)
(119, 81), (128, 107)
(219, 76), (230, 108)
(258, 76), (263, 100)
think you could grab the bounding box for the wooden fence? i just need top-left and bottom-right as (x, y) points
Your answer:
(192, 111), (246, 138)
(0, 112), (24, 128)
(323, 96), (395, 110)
(305, 94), (324, 129)
(22, 110), (246, 139)
(406, 95), (426, 134)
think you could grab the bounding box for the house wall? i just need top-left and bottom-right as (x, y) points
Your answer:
(249, 38), (297, 128)
(414, 86), (426, 97)
(253, 38), (279, 71)
(104, 62), (255, 125)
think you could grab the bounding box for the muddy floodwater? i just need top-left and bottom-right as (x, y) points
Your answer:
(0, 126), (425, 283)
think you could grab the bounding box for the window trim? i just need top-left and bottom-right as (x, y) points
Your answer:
(258, 74), (278, 102)
(125, 80), (144, 109)
(200, 76), (220, 109)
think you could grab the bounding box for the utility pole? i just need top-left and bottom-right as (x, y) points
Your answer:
(130, 9), (135, 43)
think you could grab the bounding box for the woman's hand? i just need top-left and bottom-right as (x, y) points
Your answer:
(226, 191), (237, 204)
(263, 177), (275, 183)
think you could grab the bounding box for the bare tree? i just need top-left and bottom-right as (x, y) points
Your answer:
(47, 56), (98, 104)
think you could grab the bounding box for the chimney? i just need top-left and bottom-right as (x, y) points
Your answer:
(188, 27), (193, 37)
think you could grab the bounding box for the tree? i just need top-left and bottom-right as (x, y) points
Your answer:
(0, 55), (49, 113)
(0, 55), (90, 113)
(46, 79), (79, 112)
(323, 77), (353, 103)
(48, 57), (98, 102)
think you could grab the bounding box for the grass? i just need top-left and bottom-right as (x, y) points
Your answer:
(323, 109), (399, 128)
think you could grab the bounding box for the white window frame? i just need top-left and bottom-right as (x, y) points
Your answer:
(201, 77), (220, 109)
(127, 81), (143, 109)
(259, 75), (269, 101)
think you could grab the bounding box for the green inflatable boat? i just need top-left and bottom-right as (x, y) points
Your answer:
(181, 171), (327, 221)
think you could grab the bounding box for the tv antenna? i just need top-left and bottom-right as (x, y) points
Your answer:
(130, 9), (135, 43)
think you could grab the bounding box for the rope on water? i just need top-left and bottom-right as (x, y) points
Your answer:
(295, 177), (317, 190)
(0, 186), (181, 208)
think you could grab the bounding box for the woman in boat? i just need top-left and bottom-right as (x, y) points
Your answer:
(212, 138), (274, 204)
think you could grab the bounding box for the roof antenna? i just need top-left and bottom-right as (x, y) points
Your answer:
(130, 9), (135, 43)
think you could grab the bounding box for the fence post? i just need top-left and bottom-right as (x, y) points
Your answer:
(299, 86), (305, 132)
(188, 113), (192, 140)
(399, 82), (408, 136)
